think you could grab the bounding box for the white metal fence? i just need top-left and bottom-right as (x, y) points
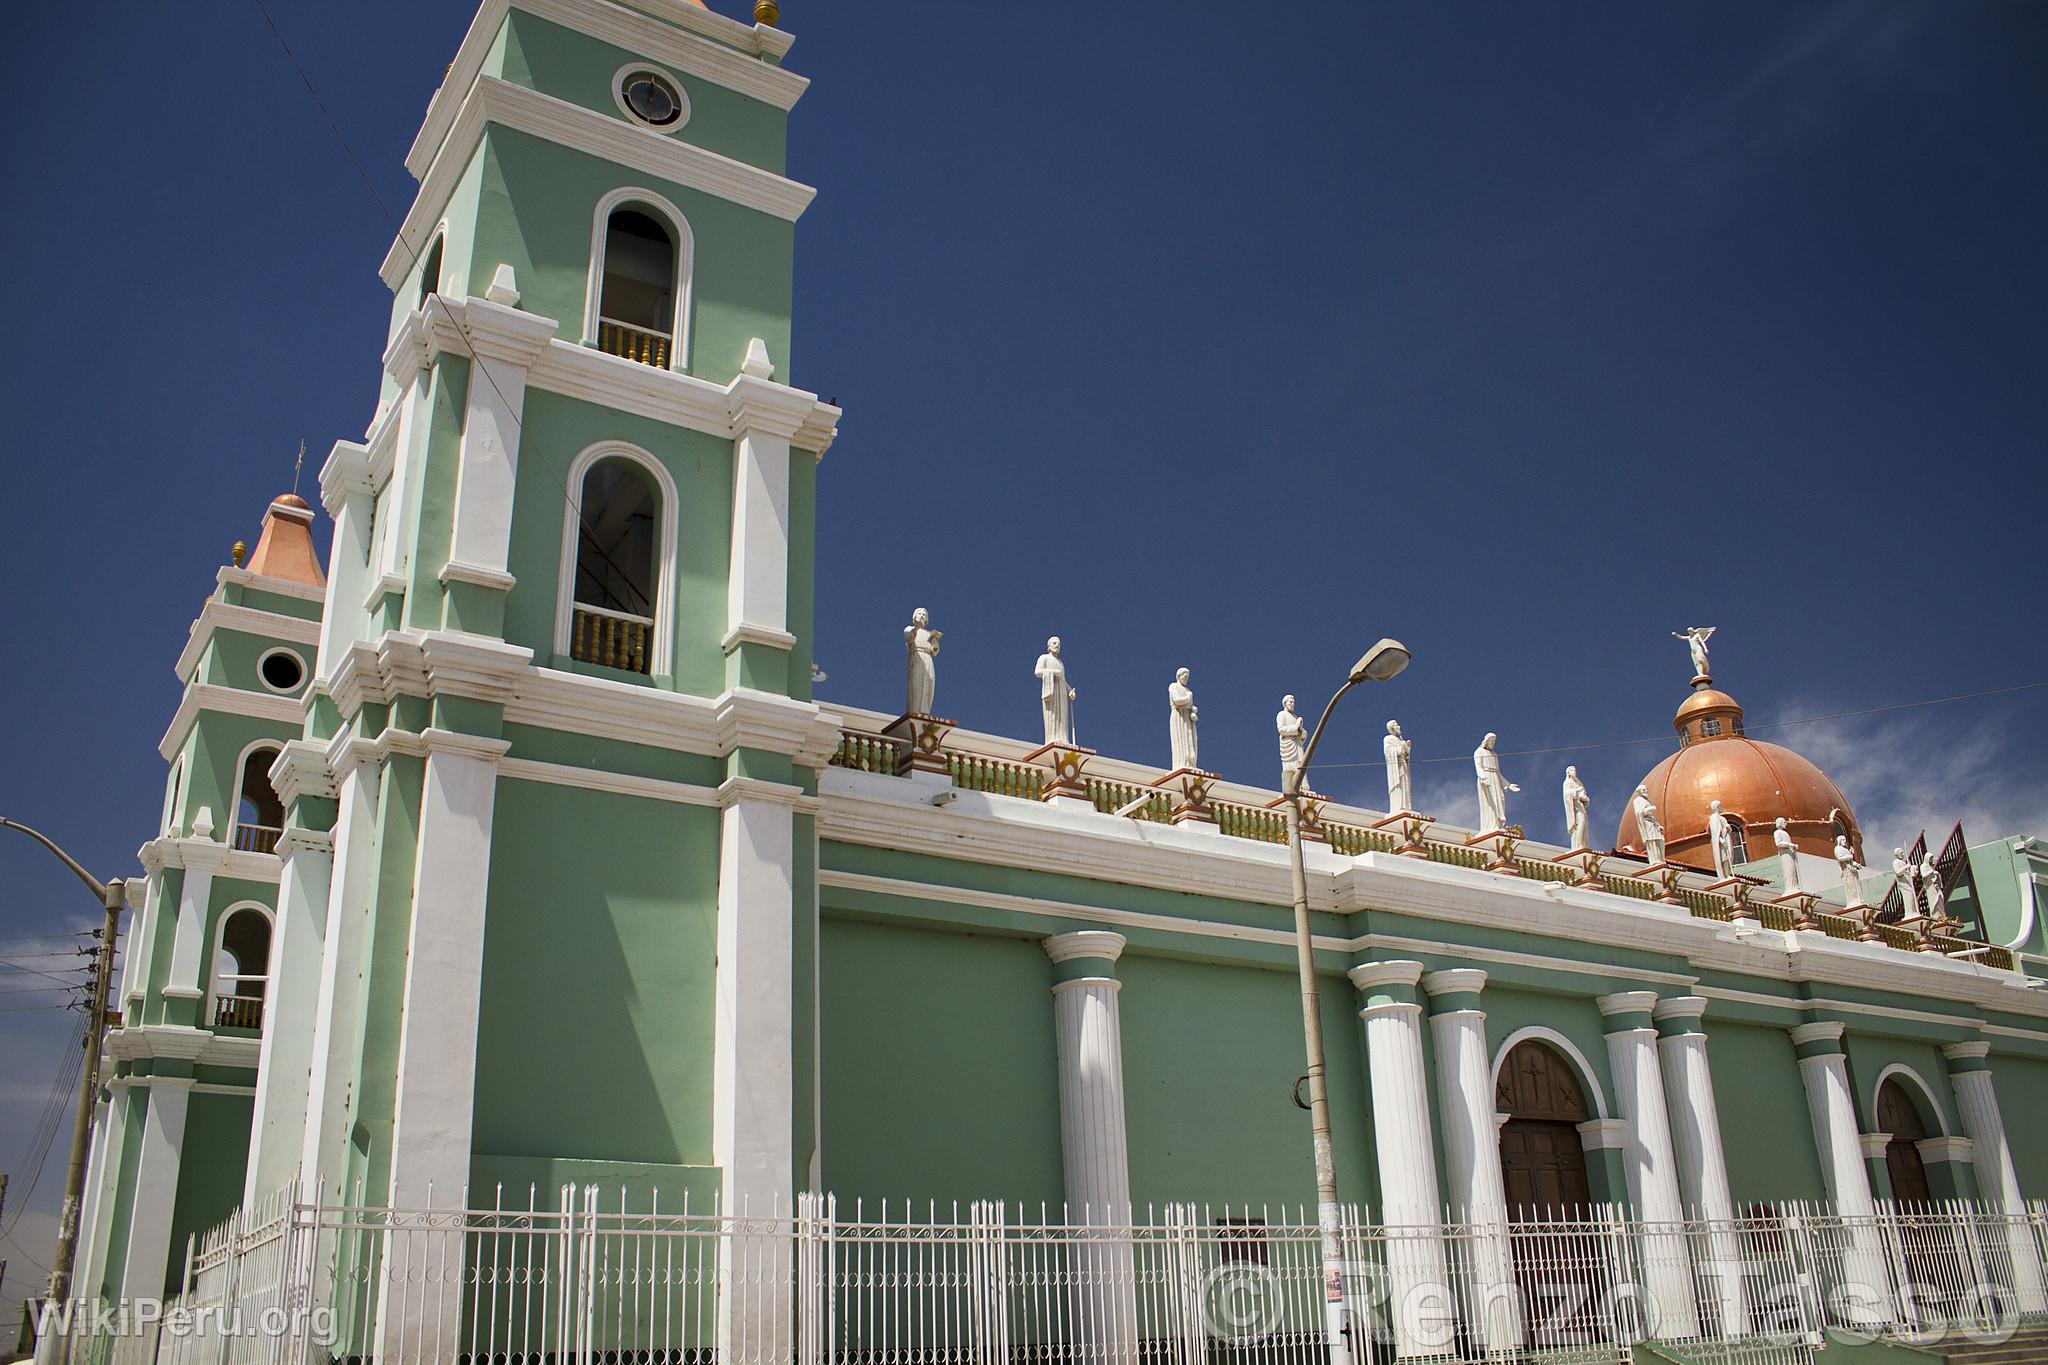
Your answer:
(38, 1189), (2048, 1365)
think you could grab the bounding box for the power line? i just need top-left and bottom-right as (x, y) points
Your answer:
(1311, 679), (2048, 771)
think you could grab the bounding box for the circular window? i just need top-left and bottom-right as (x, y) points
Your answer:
(613, 66), (689, 131)
(258, 648), (306, 695)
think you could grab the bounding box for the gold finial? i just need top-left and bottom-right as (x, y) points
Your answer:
(754, 0), (779, 26)
(232, 540), (248, 568)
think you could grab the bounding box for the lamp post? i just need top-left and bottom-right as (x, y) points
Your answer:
(0, 818), (127, 1319)
(1280, 639), (1411, 1365)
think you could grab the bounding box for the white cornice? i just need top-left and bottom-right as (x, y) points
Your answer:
(136, 837), (281, 885)
(319, 440), (376, 515)
(104, 1024), (261, 1071)
(405, 0), (804, 183)
(717, 775), (819, 814)
(269, 740), (338, 807)
(158, 683), (307, 761)
(175, 600), (322, 685)
(384, 75), (815, 290)
(216, 566), (325, 604)
(394, 295), (839, 455)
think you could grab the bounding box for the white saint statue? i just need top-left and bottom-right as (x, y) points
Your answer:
(1561, 766), (1591, 850)
(1034, 637), (1075, 746)
(903, 607), (941, 716)
(1891, 849), (1917, 918)
(1707, 800), (1735, 878)
(1835, 835), (1866, 908)
(1276, 695), (1309, 785)
(1632, 786), (1666, 865)
(1920, 854), (1946, 921)
(1773, 818), (1802, 895)
(1672, 625), (1717, 680)
(1168, 668), (1199, 771)
(1473, 733), (1519, 833)
(1384, 720), (1413, 813)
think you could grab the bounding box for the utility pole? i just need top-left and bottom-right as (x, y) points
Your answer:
(0, 819), (127, 1314)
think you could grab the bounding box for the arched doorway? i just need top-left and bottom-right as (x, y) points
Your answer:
(1496, 1038), (1602, 1347)
(1495, 1039), (1595, 1215)
(1877, 1078), (1933, 1204)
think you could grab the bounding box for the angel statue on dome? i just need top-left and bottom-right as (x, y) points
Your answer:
(1672, 626), (1717, 681)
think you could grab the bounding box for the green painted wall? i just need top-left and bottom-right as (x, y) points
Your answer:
(1993, 1053), (2048, 1194)
(1842, 1034), (1959, 1136)
(1710, 1020), (1829, 1205)
(164, 1091), (255, 1296)
(500, 388), (736, 696)
(473, 781), (721, 1173)
(1119, 953), (1375, 1211)
(198, 630), (312, 697)
(819, 918), (1064, 1209)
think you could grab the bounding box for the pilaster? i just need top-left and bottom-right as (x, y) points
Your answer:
(1596, 991), (1699, 1339)
(723, 356), (809, 693)
(1941, 1042), (2048, 1312)
(298, 743), (379, 1199)
(1421, 968), (1520, 1351)
(1651, 996), (1746, 1337)
(119, 1077), (194, 1300)
(161, 837), (227, 1028)
(1349, 961), (1452, 1358)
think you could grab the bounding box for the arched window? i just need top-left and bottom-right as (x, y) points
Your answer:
(417, 234), (444, 310)
(162, 757), (186, 836)
(210, 905), (272, 1030)
(596, 209), (677, 367)
(568, 455), (661, 674)
(232, 744), (284, 854)
(1725, 817), (1751, 866)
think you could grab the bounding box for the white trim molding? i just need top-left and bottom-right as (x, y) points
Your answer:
(1492, 1025), (1612, 1119)
(553, 440), (681, 673)
(159, 684), (307, 761)
(175, 600), (322, 685)
(1873, 1063), (1952, 1137)
(1915, 1136), (1976, 1165)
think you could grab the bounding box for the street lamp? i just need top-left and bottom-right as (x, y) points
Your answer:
(1280, 638), (1410, 1365)
(0, 818), (127, 1320)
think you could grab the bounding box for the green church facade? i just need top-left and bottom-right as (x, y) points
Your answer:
(62, 1), (2048, 1360)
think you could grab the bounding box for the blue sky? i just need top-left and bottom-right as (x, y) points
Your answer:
(2, 0), (2045, 1310)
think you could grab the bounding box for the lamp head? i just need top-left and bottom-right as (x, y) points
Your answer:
(1350, 638), (1411, 685)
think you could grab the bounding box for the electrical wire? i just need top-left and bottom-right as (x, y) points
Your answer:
(1310, 680), (2048, 771)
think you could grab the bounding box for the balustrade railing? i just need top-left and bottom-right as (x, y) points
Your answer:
(816, 722), (2014, 971)
(570, 602), (653, 674)
(229, 824), (280, 855)
(596, 317), (672, 369)
(211, 994), (264, 1030)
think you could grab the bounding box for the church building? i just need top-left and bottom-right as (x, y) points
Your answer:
(60, 0), (2048, 1361)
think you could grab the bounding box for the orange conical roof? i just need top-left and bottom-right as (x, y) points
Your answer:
(243, 493), (326, 589)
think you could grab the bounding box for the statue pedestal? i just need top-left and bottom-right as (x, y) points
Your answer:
(1771, 890), (1822, 932)
(1372, 811), (1432, 858)
(1024, 741), (1096, 809)
(883, 713), (955, 777)
(1553, 848), (1605, 888)
(1846, 904), (1884, 943)
(1636, 862), (1687, 907)
(1154, 767), (1218, 826)
(1463, 828), (1523, 875)
(1703, 876), (1760, 924)
(1264, 793), (1328, 845)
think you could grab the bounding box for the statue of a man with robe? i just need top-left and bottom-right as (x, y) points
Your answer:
(1384, 721), (1413, 813)
(1773, 817), (1802, 895)
(1561, 766), (1591, 850)
(1632, 786), (1667, 865)
(1276, 695), (1309, 786)
(1035, 637), (1075, 746)
(1707, 800), (1736, 878)
(1473, 733), (1519, 833)
(1168, 668), (1198, 771)
(903, 607), (941, 716)
(1835, 835), (1866, 908)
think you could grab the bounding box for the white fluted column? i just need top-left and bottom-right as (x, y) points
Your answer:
(1653, 997), (1746, 1337)
(1598, 992), (1700, 1340)
(1790, 1021), (1891, 1325)
(1044, 931), (1137, 1365)
(1943, 1042), (2048, 1313)
(1422, 969), (1520, 1351)
(1350, 961), (1453, 1358)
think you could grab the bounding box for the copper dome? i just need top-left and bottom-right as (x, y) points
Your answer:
(1615, 684), (1862, 872)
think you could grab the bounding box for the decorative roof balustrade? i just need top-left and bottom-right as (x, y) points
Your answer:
(824, 719), (2016, 972)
